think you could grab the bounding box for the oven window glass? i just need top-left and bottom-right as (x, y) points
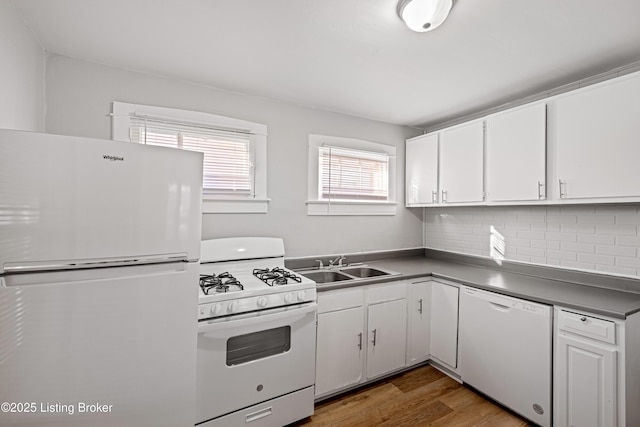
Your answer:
(226, 326), (291, 366)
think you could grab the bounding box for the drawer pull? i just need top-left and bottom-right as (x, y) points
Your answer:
(246, 407), (272, 423)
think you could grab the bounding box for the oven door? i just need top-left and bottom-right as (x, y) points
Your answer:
(196, 302), (317, 424)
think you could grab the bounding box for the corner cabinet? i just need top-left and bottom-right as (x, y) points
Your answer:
(429, 280), (460, 370)
(407, 279), (432, 365)
(406, 134), (439, 205)
(405, 120), (484, 207)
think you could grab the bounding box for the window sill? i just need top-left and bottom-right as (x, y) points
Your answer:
(306, 200), (397, 216)
(203, 198), (270, 214)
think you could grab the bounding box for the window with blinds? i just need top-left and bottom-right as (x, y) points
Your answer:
(319, 146), (389, 201)
(129, 116), (254, 196)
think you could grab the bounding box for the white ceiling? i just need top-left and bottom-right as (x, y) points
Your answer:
(12, 0), (640, 129)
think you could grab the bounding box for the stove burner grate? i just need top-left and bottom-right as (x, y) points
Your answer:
(199, 273), (244, 294)
(253, 267), (302, 287)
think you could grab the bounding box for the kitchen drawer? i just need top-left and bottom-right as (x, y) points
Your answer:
(318, 287), (364, 314)
(558, 310), (616, 345)
(367, 281), (408, 304)
(199, 386), (314, 427)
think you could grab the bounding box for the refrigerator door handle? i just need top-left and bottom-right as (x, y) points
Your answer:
(2, 260), (190, 288)
(3, 253), (189, 273)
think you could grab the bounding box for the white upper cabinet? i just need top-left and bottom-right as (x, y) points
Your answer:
(404, 70), (640, 207)
(406, 133), (439, 206)
(486, 103), (546, 202)
(439, 120), (484, 204)
(554, 72), (640, 200)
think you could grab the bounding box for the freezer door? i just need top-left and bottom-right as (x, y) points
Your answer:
(0, 262), (198, 427)
(0, 129), (203, 273)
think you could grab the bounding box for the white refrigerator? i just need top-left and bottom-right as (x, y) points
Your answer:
(0, 129), (203, 426)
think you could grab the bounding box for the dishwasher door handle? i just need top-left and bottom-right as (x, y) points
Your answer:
(489, 302), (511, 312)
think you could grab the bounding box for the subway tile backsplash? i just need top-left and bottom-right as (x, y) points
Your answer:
(424, 205), (640, 278)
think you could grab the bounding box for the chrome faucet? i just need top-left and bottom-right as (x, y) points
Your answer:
(315, 259), (324, 269)
(329, 255), (346, 268)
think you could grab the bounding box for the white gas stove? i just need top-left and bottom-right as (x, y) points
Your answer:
(196, 237), (317, 427)
(198, 237), (316, 320)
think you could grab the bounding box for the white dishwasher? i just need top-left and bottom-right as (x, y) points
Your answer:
(459, 286), (552, 427)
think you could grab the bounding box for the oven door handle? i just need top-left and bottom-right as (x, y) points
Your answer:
(197, 302), (317, 333)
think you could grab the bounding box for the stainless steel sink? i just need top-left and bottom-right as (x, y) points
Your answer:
(300, 270), (352, 284)
(339, 267), (390, 278)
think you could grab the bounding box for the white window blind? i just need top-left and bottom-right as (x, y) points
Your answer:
(129, 116), (254, 195)
(319, 146), (389, 201)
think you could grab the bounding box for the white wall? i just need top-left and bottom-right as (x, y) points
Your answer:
(0, 0), (45, 131)
(44, 54), (423, 257)
(425, 205), (640, 278)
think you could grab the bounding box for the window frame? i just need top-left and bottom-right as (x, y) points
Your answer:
(307, 134), (397, 216)
(112, 102), (269, 214)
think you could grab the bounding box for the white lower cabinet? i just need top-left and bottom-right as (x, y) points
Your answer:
(366, 298), (407, 379)
(554, 307), (640, 427)
(556, 334), (617, 427)
(407, 280), (432, 365)
(315, 304), (365, 397)
(316, 279), (640, 426)
(315, 281), (408, 399)
(430, 280), (459, 369)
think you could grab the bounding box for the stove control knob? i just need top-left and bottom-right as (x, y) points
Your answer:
(227, 301), (238, 313)
(284, 293), (294, 304)
(257, 297), (268, 308)
(209, 304), (216, 315)
(297, 291), (307, 301)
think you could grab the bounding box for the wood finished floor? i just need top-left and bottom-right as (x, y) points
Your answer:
(289, 365), (533, 427)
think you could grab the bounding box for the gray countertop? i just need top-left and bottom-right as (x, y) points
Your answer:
(308, 255), (640, 319)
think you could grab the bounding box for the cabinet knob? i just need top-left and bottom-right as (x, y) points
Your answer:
(580, 317), (587, 322)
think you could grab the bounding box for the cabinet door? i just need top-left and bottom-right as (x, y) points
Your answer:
(430, 282), (459, 368)
(555, 73), (640, 200)
(315, 307), (364, 396)
(486, 103), (546, 201)
(406, 134), (439, 205)
(555, 335), (617, 427)
(439, 121), (484, 203)
(407, 281), (431, 365)
(366, 299), (407, 379)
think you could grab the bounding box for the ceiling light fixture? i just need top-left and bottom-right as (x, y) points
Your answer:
(397, 0), (453, 32)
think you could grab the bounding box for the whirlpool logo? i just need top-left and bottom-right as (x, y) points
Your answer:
(103, 155), (124, 162)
